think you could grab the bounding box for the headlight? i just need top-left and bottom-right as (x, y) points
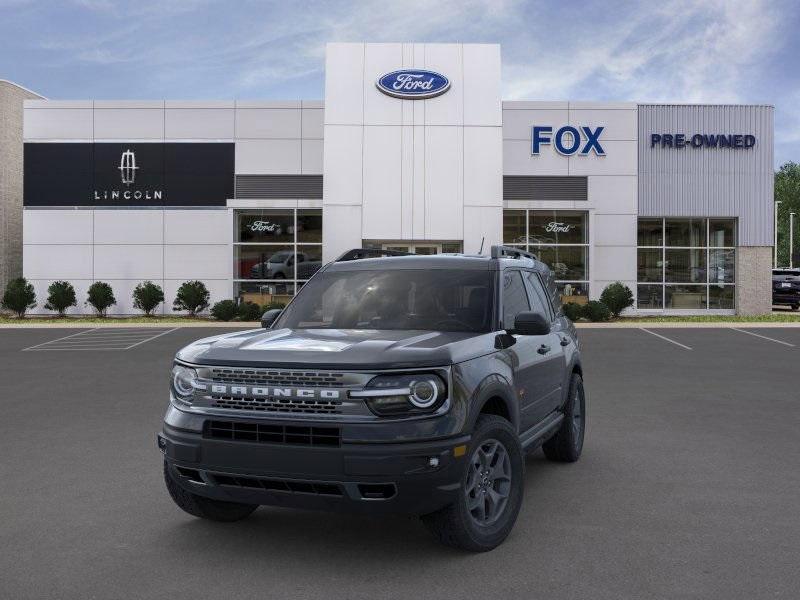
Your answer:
(351, 373), (447, 416)
(171, 364), (198, 402)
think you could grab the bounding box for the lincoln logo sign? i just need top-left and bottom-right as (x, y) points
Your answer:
(532, 125), (605, 156)
(118, 149), (138, 185)
(376, 70), (450, 99)
(94, 148), (163, 202)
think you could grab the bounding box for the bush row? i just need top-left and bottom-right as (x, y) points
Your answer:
(562, 282), (634, 322)
(1, 278), (215, 318)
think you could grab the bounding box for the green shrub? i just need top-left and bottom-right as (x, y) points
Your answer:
(600, 282), (634, 317)
(562, 302), (585, 322)
(86, 282), (116, 317)
(237, 300), (262, 322)
(44, 280), (76, 317)
(172, 281), (210, 316)
(132, 281), (164, 316)
(585, 300), (611, 322)
(210, 300), (238, 321)
(1, 277), (37, 318)
(262, 301), (287, 311)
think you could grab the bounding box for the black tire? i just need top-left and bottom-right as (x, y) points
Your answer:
(163, 461), (258, 522)
(542, 373), (586, 463)
(792, 304), (799, 311)
(421, 415), (524, 552)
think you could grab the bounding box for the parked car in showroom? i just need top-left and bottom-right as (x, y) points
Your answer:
(772, 268), (800, 310)
(159, 246), (585, 552)
(249, 251), (321, 279)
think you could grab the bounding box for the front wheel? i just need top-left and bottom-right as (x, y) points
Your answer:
(163, 461), (258, 522)
(542, 373), (586, 462)
(421, 415), (524, 552)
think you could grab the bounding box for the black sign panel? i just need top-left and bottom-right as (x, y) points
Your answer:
(24, 142), (234, 207)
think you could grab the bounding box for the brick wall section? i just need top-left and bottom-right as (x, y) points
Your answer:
(0, 81), (42, 297)
(736, 246), (772, 315)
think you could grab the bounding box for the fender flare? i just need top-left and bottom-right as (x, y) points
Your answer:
(466, 373), (520, 433)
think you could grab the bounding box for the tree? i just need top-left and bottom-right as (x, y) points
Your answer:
(775, 162), (800, 267)
(1, 277), (36, 318)
(210, 300), (238, 321)
(599, 282), (634, 317)
(132, 281), (165, 316)
(173, 281), (210, 316)
(44, 281), (77, 317)
(86, 282), (116, 317)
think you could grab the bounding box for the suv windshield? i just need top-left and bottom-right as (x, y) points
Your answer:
(275, 269), (494, 332)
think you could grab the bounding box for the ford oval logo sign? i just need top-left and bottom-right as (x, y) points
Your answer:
(376, 70), (450, 99)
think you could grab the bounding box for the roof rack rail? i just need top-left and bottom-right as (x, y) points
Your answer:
(490, 245), (539, 261)
(335, 248), (413, 262)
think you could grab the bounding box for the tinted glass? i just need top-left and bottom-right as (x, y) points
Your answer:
(238, 211), (294, 243)
(637, 284), (663, 309)
(709, 285), (735, 309)
(709, 249), (735, 284)
(536, 246), (587, 280)
(665, 285), (707, 309)
(236, 245), (294, 279)
(637, 248), (662, 282)
(523, 271), (552, 320)
(503, 210), (527, 244)
(638, 219), (663, 246)
(665, 219), (706, 247)
(709, 219), (736, 247)
(236, 281), (295, 305)
(296, 245), (323, 280)
(529, 211), (587, 244)
(296, 210), (322, 243)
(502, 271), (531, 330)
(276, 269), (494, 333)
(665, 249), (706, 283)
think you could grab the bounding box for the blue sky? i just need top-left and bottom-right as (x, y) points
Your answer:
(2, 0), (799, 166)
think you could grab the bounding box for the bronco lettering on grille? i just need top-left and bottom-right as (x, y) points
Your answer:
(209, 384), (341, 400)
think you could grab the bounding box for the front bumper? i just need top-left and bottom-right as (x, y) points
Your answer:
(159, 414), (470, 516)
(773, 290), (800, 305)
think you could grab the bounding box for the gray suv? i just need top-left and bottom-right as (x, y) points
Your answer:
(159, 246), (585, 551)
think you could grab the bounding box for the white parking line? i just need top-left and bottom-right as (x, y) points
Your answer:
(22, 327), (178, 351)
(22, 329), (98, 351)
(730, 328), (796, 347)
(639, 328), (693, 350)
(124, 327), (179, 349)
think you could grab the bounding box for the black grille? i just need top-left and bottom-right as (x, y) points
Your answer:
(210, 473), (343, 497)
(205, 420), (341, 447)
(235, 174), (323, 199)
(210, 395), (342, 414)
(503, 176), (588, 201)
(210, 368), (346, 387)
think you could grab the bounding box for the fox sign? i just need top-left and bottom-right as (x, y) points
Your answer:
(532, 125), (605, 156)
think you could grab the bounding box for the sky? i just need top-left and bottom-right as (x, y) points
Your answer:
(1, 0), (799, 166)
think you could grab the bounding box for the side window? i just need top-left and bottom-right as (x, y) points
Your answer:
(523, 271), (553, 321)
(502, 271), (531, 330)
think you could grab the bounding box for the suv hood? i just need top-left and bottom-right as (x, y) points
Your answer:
(176, 327), (496, 370)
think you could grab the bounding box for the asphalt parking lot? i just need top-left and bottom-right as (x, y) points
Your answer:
(1, 326), (799, 599)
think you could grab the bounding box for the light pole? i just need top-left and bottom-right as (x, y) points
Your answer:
(791, 212), (796, 269)
(775, 200), (782, 267)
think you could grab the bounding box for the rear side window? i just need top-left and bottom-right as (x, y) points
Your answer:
(523, 271), (553, 321)
(502, 271), (531, 330)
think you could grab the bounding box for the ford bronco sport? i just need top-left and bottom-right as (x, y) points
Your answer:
(159, 246), (585, 551)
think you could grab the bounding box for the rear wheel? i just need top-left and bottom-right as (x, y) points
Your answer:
(421, 415), (524, 552)
(542, 373), (585, 463)
(163, 461), (258, 522)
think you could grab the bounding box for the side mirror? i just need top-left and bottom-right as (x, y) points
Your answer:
(260, 309), (282, 329)
(512, 311), (550, 336)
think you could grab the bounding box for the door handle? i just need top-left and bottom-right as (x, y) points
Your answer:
(537, 344), (551, 355)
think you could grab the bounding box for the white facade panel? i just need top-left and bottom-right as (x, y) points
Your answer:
(587, 176), (638, 215)
(464, 127), (503, 207)
(93, 108), (164, 140)
(362, 126), (402, 239)
(503, 140), (568, 175)
(164, 108), (235, 139)
(24, 108), (93, 140)
(93, 210), (164, 245)
(24, 244), (93, 280)
(568, 141), (637, 176)
(235, 139), (301, 174)
(423, 44), (463, 126)
(363, 43), (403, 126)
(592, 245), (637, 282)
(164, 245), (230, 280)
(424, 126), (463, 239)
(301, 108), (324, 139)
(502, 109), (569, 140)
(322, 205), (362, 262)
(593, 214), (637, 246)
(93, 245), (163, 279)
(568, 108), (637, 141)
(322, 126), (362, 205)
(301, 139), (324, 174)
(463, 206), (502, 255)
(463, 44), (502, 126)
(235, 108), (302, 139)
(23, 210), (92, 244)
(164, 210), (231, 245)
(324, 43), (364, 125)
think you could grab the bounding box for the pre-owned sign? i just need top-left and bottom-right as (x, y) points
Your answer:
(650, 133), (756, 149)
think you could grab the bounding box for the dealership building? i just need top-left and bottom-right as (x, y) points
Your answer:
(6, 42), (775, 315)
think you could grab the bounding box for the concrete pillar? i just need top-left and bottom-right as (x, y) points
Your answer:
(736, 246), (772, 315)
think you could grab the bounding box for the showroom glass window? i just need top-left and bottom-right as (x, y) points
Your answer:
(503, 210), (589, 302)
(234, 209), (322, 305)
(636, 218), (736, 310)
